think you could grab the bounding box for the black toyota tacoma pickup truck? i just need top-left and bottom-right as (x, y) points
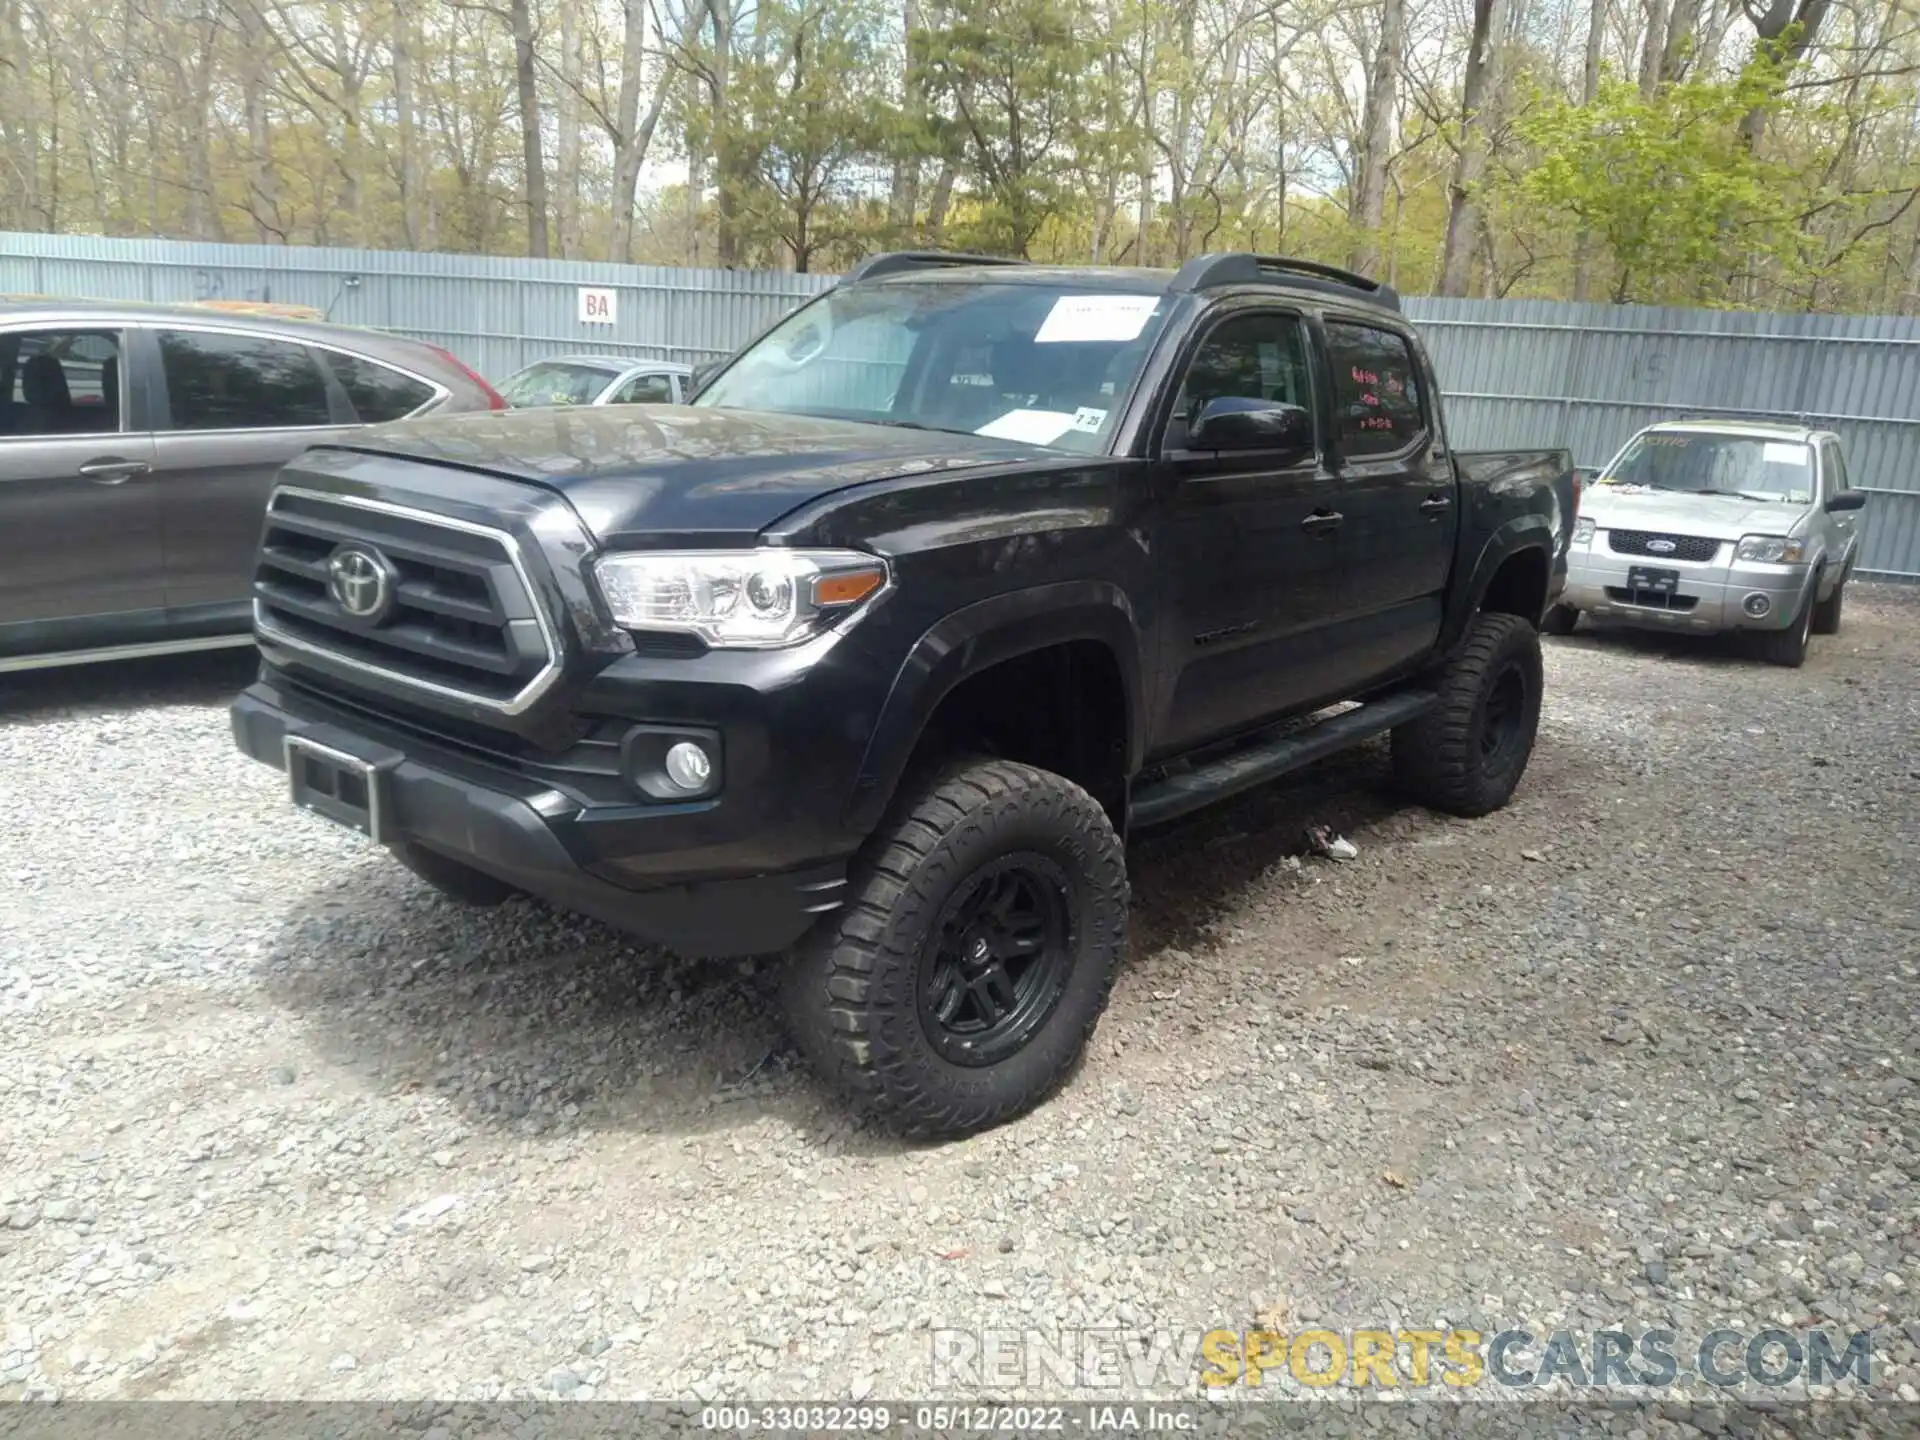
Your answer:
(230, 252), (1576, 1136)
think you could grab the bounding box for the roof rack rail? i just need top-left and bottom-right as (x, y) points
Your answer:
(841, 251), (1031, 284)
(1170, 253), (1401, 312)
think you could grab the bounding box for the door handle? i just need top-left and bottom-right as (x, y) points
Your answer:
(78, 458), (150, 485)
(1301, 511), (1343, 534)
(1420, 494), (1453, 514)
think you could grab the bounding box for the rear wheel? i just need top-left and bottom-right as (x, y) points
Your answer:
(785, 758), (1127, 1137)
(1810, 574), (1845, 636)
(1757, 581), (1815, 667)
(1540, 603), (1579, 636)
(1392, 612), (1544, 818)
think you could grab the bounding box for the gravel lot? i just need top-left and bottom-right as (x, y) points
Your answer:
(1, 590), (1916, 1413)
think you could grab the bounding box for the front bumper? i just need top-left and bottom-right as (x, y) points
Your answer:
(231, 680), (849, 958)
(1562, 544), (1811, 633)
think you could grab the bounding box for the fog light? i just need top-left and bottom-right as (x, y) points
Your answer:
(1743, 593), (1772, 618)
(664, 741), (713, 792)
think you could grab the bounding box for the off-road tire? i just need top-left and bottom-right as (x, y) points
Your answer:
(1391, 612), (1544, 818)
(1810, 574), (1845, 636)
(394, 842), (521, 906)
(1540, 603), (1579, 636)
(785, 758), (1128, 1138)
(1758, 580), (1815, 667)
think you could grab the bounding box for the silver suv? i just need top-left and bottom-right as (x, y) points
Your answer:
(0, 299), (505, 674)
(1547, 421), (1866, 667)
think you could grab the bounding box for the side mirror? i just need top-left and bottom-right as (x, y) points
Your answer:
(1825, 490), (1866, 512)
(1187, 397), (1312, 454)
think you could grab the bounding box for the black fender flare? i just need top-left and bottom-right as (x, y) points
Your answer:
(845, 580), (1145, 834)
(1442, 514), (1559, 649)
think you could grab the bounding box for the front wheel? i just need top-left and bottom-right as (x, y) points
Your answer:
(1757, 581), (1815, 667)
(785, 759), (1128, 1138)
(1811, 574), (1845, 636)
(1392, 612), (1544, 818)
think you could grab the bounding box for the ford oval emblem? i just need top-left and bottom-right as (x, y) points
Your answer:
(1646, 538), (1677, 554)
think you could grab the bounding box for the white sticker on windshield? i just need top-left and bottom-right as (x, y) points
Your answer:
(1787, 490), (1811, 504)
(1763, 441), (1808, 466)
(1034, 295), (1159, 344)
(975, 408), (1079, 445)
(1072, 407), (1108, 433)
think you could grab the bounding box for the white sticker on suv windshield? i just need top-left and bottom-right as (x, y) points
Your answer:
(1072, 407), (1108, 433)
(975, 408), (1079, 445)
(1035, 295), (1159, 344)
(1763, 441), (1808, 466)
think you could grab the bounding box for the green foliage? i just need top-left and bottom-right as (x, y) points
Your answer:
(1507, 60), (1807, 305)
(915, 0), (1093, 256)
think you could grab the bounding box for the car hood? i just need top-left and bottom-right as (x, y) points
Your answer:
(338, 405), (1061, 545)
(1582, 486), (1806, 540)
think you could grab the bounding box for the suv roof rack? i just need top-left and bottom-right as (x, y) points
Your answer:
(841, 251), (1032, 284)
(1170, 253), (1401, 312)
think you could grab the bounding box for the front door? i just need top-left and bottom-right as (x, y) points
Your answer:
(1154, 308), (1344, 753)
(142, 325), (349, 614)
(0, 326), (163, 652)
(1320, 316), (1455, 683)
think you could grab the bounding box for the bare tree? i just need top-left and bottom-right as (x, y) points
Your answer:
(1439, 0), (1508, 295)
(1349, 0), (1405, 277)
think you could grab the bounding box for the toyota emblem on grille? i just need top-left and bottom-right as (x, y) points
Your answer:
(326, 544), (396, 622)
(1646, 537), (1677, 553)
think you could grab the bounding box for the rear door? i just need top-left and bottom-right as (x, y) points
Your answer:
(1154, 307), (1346, 752)
(142, 325), (349, 613)
(0, 325), (163, 643)
(1320, 317), (1455, 680)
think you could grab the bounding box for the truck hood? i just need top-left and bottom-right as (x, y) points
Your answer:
(1582, 485), (1807, 540)
(336, 405), (1058, 546)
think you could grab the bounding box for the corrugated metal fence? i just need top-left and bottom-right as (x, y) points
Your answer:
(4, 231), (1917, 580)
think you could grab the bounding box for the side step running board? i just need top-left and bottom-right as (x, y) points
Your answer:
(1129, 689), (1437, 829)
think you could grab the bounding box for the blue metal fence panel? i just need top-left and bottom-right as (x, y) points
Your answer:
(3, 231), (1915, 578)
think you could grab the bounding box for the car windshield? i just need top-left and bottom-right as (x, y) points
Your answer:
(1600, 431), (1813, 503)
(692, 280), (1174, 453)
(498, 362), (617, 408)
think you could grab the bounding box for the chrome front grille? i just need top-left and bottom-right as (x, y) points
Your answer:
(252, 486), (561, 714)
(1607, 529), (1721, 562)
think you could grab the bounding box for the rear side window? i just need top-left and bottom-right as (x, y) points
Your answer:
(1326, 321), (1425, 458)
(158, 330), (333, 430)
(326, 351), (436, 423)
(1, 330), (123, 437)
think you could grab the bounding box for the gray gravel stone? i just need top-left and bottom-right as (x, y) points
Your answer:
(1, 600), (1916, 1405)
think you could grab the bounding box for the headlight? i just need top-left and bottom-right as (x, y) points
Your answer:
(592, 548), (889, 648)
(1572, 517), (1595, 544)
(1734, 535), (1806, 564)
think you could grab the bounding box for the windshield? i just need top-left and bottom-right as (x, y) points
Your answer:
(1600, 431), (1813, 503)
(498, 362), (617, 408)
(693, 281), (1174, 453)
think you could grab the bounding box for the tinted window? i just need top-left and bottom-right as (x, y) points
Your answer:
(1, 330), (123, 437)
(326, 351), (435, 423)
(1327, 321), (1425, 457)
(1172, 313), (1314, 446)
(611, 372), (675, 405)
(158, 330), (332, 430)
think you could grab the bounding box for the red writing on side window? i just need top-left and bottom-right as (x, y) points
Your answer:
(1360, 392), (1380, 407)
(1359, 415), (1395, 432)
(1350, 366), (1378, 386)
